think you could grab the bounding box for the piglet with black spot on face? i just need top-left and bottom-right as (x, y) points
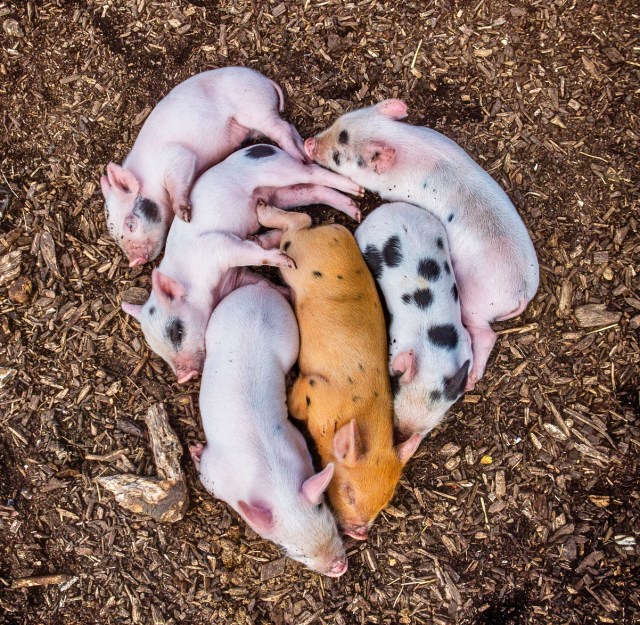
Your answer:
(121, 145), (363, 383)
(101, 67), (311, 267)
(190, 283), (347, 577)
(306, 100), (539, 389)
(356, 202), (473, 441)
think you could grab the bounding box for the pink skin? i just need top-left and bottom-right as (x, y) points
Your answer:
(102, 67), (311, 265)
(306, 101), (539, 387)
(122, 145), (362, 383)
(193, 284), (347, 576)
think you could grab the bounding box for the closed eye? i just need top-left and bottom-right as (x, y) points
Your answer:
(332, 150), (341, 166)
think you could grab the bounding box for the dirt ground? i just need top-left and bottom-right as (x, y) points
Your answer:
(0, 1), (638, 624)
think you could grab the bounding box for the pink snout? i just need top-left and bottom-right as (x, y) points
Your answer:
(343, 525), (369, 541)
(304, 137), (317, 160)
(128, 256), (148, 268)
(324, 554), (348, 578)
(176, 369), (199, 384)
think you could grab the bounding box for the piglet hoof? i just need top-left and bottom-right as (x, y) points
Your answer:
(465, 375), (477, 392)
(175, 201), (192, 222)
(264, 251), (296, 269)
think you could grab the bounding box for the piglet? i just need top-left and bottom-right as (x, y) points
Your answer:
(305, 100), (539, 389)
(122, 145), (362, 383)
(190, 282), (347, 577)
(101, 67), (309, 267)
(256, 203), (421, 540)
(355, 202), (473, 440)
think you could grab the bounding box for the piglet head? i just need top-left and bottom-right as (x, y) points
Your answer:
(305, 102), (401, 182)
(121, 269), (207, 382)
(101, 162), (168, 266)
(328, 419), (420, 540)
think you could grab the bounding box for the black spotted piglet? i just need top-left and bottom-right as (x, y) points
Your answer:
(355, 202), (472, 441)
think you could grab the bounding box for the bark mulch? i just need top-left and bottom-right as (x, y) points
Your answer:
(0, 1), (638, 624)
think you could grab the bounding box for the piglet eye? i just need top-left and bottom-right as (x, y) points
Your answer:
(332, 151), (341, 166)
(345, 484), (356, 506)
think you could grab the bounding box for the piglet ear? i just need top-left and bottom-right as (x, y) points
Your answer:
(106, 162), (140, 196)
(395, 432), (421, 465)
(100, 175), (111, 199)
(442, 359), (470, 401)
(121, 301), (143, 321)
(189, 442), (205, 470)
(152, 269), (187, 302)
(363, 141), (396, 174)
(376, 99), (408, 120)
(238, 500), (274, 533)
(301, 463), (334, 505)
(333, 420), (363, 467)
(391, 350), (416, 384)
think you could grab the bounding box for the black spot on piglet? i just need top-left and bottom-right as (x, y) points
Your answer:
(452, 283), (459, 301)
(417, 258), (440, 281)
(428, 324), (458, 349)
(246, 145), (276, 159)
(443, 261), (451, 275)
(442, 360), (470, 401)
(363, 245), (383, 280)
(413, 288), (433, 309)
(166, 318), (185, 349)
(383, 236), (402, 267)
(436, 237), (444, 249)
(338, 130), (349, 145)
(312, 271), (323, 278)
(134, 197), (161, 224)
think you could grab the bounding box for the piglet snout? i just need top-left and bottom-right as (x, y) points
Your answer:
(325, 554), (348, 577)
(304, 138), (317, 160)
(177, 369), (199, 384)
(343, 525), (368, 541)
(128, 256), (148, 268)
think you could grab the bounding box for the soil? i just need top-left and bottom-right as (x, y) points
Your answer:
(0, 1), (638, 624)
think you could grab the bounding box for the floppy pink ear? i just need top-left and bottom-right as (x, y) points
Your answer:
(376, 99), (408, 120)
(238, 500), (274, 533)
(333, 420), (363, 467)
(152, 269), (187, 302)
(396, 432), (421, 465)
(301, 463), (334, 505)
(121, 301), (143, 321)
(363, 141), (396, 174)
(391, 350), (416, 384)
(106, 163), (140, 196)
(100, 175), (111, 199)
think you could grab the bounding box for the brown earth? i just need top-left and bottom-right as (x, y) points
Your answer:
(0, 1), (638, 624)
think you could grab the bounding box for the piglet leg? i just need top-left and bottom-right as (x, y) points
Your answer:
(288, 374), (330, 422)
(270, 184), (361, 221)
(163, 144), (197, 222)
(207, 232), (295, 270)
(250, 229), (283, 250)
(464, 324), (496, 390)
(256, 201), (312, 233)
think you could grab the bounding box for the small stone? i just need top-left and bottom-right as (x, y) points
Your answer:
(3, 18), (23, 37)
(444, 456), (460, 471)
(629, 314), (640, 330)
(602, 267), (614, 281)
(574, 304), (621, 328)
(8, 275), (32, 304)
(439, 442), (461, 458)
(0, 367), (17, 388)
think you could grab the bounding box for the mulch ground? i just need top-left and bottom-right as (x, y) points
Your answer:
(1, 1), (638, 624)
